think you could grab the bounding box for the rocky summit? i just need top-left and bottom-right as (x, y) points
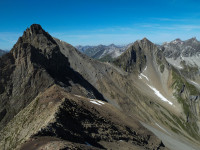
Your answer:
(0, 24), (200, 150)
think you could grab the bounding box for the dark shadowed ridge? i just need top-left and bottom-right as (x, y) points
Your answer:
(0, 24), (106, 130)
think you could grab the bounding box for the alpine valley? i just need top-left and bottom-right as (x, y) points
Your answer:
(0, 24), (200, 150)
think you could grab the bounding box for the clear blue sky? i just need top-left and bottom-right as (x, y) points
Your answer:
(1, 0), (200, 49)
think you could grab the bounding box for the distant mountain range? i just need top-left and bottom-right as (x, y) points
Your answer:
(0, 49), (7, 57)
(160, 38), (200, 79)
(77, 38), (200, 77)
(76, 44), (132, 61)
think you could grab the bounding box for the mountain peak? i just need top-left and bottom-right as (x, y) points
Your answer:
(22, 24), (46, 37)
(113, 38), (160, 73)
(11, 24), (58, 61)
(187, 37), (198, 43)
(139, 37), (153, 46)
(23, 24), (54, 41)
(13, 24), (56, 50)
(141, 37), (149, 41)
(28, 24), (43, 34)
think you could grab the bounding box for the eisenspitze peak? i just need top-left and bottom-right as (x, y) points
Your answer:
(11, 24), (58, 59)
(28, 24), (43, 34)
(22, 24), (56, 45)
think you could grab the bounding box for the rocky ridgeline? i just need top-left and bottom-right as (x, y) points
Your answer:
(162, 38), (200, 59)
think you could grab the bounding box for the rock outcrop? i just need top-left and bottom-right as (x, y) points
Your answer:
(0, 85), (165, 150)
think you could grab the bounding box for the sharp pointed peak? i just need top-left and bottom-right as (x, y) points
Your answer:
(30, 24), (42, 30)
(24, 24), (46, 36)
(11, 24), (57, 56)
(21, 24), (55, 44)
(132, 38), (154, 47)
(141, 37), (153, 43)
(142, 37), (149, 41)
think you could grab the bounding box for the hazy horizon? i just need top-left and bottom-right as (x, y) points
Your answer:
(1, 0), (200, 49)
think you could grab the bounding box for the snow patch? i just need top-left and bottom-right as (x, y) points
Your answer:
(138, 75), (142, 79)
(75, 95), (82, 98)
(147, 84), (173, 105)
(97, 101), (105, 104)
(90, 101), (101, 105)
(138, 66), (149, 81)
(113, 50), (122, 57)
(172, 63), (183, 69)
(75, 95), (105, 106)
(144, 66), (147, 71)
(141, 73), (149, 81)
(90, 99), (105, 106)
(176, 65), (183, 69)
(138, 71), (149, 81)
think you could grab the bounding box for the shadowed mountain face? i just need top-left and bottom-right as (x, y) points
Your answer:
(113, 38), (154, 73)
(0, 24), (105, 130)
(0, 24), (200, 150)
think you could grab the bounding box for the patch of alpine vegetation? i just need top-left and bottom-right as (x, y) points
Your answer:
(179, 61), (199, 79)
(99, 54), (114, 62)
(170, 68), (200, 139)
